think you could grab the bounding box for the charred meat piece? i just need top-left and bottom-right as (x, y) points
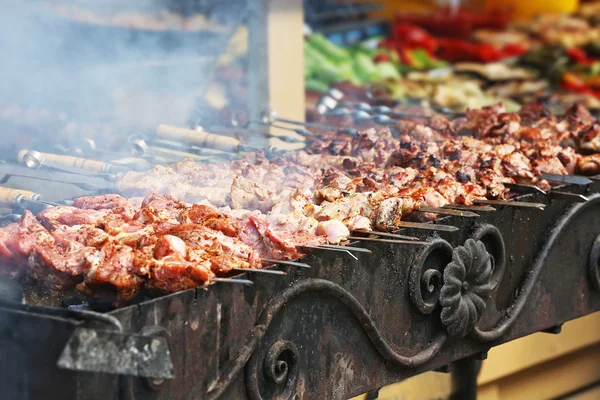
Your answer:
(73, 195), (136, 220)
(576, 154), (600, 176)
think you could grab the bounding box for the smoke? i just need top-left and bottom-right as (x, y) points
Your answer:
(0, 0), (244, 136)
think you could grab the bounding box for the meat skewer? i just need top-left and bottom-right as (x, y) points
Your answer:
(212, 278), (253, 286)
(352, 230), (419, 241)
(395, 221), (459, 232)
(261, 259), (311, 269)
(4, 101), (600, 302)
(548, 191), (589, 202)
(346, 236), (429, 245)
(473, 199), (546, 210)
(232, 268), (286, 275)
(540, 173), (592, 185)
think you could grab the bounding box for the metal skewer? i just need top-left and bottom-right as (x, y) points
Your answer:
(232, 268), (286, 275)
(0, 174), (111, 192)
(504, 183), (546, 195)
(296, 245), (359, 261)
(352, 230), (419, 241)
(0, 214), (22, 224)
(396, 221), (459, 232)
(212, 278), (253, 286)
(261, 258), (311, 269)
(443, 204), (496, 213)
(548, 191), (589, 202)
(418, 206), (479, 218)
(346, 236), (429, 245)
(318, 244), (372, 253)
(473, 199), (546, 210)
(20, 150), (117, 181)
(541, 173), (592, 186)
(262, 109), (357, 133)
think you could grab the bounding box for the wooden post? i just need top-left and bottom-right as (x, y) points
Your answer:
(247, 0), (305, 149)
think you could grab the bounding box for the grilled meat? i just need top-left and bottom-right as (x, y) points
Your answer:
(2, 102), (600, 300)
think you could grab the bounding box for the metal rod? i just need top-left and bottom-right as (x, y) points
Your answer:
(473, 199), (546, 210)
(318, 244), (372, 253)
(296, 245), (359, 261)
(20, 199), (55, 212)
(261, 258), (311, 269)
(549, 191), (589, 202)
(232, 268), (286, 275)
(347, 236), (429, 245)
(504, 182), (546, 195)
(541, 173), (592, 185)
(418, 206), (479, 218)
(212, 278), (253, 286)
(443, 204), (496, 213)
(2, 174), (109, 192)
(0, 214), (21, 224)
(352, 230), (420, 241)
(396, 221), (459, 232)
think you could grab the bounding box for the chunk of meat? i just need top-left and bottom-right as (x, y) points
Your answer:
(238, 215), (302, 260)
(154, 235), (187, 260)
(138, 193), (188, 224)
(374, 198), (415, 231)
(161, 223), (261, 270)
(79, 243), (144, 301)
(576, 154), (600, 176)
(37, 206), (113, 230)
(315, 220), (350, 244)
(147, 258), (213, 294)
(0, 223), (25, 278)
(532, 156), (569, 176)
(229, 176), (278, 213)
(579, 124), (600, 154)
(74, 195), (136, 220)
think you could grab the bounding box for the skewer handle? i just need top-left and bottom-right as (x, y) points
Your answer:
(156, 125), (240, 152)
(0, 187), (39, 206)
(19, 150), (110, 173)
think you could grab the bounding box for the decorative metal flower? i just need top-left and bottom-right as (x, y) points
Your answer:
(440, 239), (492, 337)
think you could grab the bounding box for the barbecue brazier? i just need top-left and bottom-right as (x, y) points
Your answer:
(1, 179), (600, 400)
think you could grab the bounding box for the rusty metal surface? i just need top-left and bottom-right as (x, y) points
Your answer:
(1, 180), (600, 399)
(57, 327), (174, 379)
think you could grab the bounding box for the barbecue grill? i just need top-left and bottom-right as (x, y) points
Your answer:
(2, 168), (600, 399)
(2, 2), (600, 400)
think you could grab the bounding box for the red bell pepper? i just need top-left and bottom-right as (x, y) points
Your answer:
(561, 72), (592, 93)
(373, 53), (390, 63)
(566, 47), (597, 66)
(502, 43), (527, 58)
(391, 24), (438, 54)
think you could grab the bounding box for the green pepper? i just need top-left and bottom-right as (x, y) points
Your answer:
(305, 78), (330, 93)
(411, 48), (447, 69)
(375, 62), (401, 81)
(305, 45), (340, 84)
(337, 61), (362, 85)
(307, 33), (350, 64)
(353, 52), (379, 83)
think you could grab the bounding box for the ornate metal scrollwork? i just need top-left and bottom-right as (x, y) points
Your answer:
(208, 279), (448, 400)
(589, 235), (600, 292)
(471, 224), (506, 290)
(245, 339), (300, 400)
(472, 194), (600, 343)
(255, 340), (300, 400)
(409, 239), (453, 314)
(440, 239), (492, 337)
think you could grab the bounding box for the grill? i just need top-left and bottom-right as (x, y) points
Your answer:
(1, 152), (600, 399)
(2, 3), (600, 400)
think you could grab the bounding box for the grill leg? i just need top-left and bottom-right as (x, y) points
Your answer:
(450, 358), (482, 400)
(365, 388), (380, 400)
